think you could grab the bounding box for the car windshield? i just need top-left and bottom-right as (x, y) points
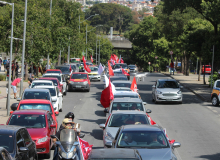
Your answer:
(55, 67), (70, 73)
(39, 79), (59, 86)
(113, 83), (131, 88)
(90, 67), (98, 71)
(23, 91), (50, 100)
(19, 104), (52, 113)
(31, 82), (52, 88)
(43, 88), (56, 96)
(43, 75), (61, 82)
(46, 71), (61, 74)
(71, 74), (87, 79)
(112, 102), (143, 112)
(113, 64), (127, 69)
(0, 134), (14, 153)
(117, 131), (169, 148)
(110, 77), (127, 82)
(157, 81), (179, 88)
(115, 88), (132, 92)
(129, 65), (136, 68)
(8, 114), (46, 128)
(108, 114), (149, 127)
(114, 94), (139, 98)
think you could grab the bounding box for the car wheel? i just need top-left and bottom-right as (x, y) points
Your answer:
(212, 96), (219, 106)
(44, 148), (51, 159)
(87, 88), (90, 92)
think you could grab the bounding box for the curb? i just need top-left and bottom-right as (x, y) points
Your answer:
(163, 73), (210, 102)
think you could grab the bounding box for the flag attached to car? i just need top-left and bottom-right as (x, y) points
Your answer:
(130, 77), (137, 92)
(98, 63), (104, 75)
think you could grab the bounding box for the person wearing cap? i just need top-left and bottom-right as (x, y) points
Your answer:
(11, 77), (22, 99)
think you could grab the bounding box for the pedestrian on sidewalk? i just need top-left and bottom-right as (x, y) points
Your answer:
(11, 77), (22, 99)
(170, 60), (174, 75)
(6, 65), (9, 81)
(3, 57), (7, 71)
(15, 62), (19, 78)
(28, 75), (36, 87)
(0, 58), (2, 71)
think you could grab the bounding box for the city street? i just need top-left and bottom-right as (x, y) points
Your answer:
(46, 73), (220, 160)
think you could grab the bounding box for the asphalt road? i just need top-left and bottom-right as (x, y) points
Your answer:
(45, 73), (220, 160)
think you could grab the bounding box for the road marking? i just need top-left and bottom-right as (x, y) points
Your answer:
(213, 110), (217, 113)
(175, 149), (183, 160)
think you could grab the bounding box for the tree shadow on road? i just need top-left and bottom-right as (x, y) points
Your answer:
(195, 153), (220, 160)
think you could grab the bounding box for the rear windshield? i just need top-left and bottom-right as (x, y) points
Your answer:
(113, 64), (127, 69)
(113, 82), (131, 88)
(55, 66), (70, 73)
(42, 88), (56, 96)
(23, 91), (50, 100)
(39, 79), (59, 86)
(19, 104), (52, 113)
(110, 77), (127, 82)
(46, 71), (61, 74)
(9, 114), (46, 128)
(157, 81), (179, 88)
(71, 74), (87, 79)
(43, 75), (61, 82)
(114, 94), (139, 98)
(112, 102), (143, 112)
(31, 82), (52, 88)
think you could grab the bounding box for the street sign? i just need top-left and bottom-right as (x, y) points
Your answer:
(148, 62), (151, 64)
(169, 51), (173, 55)
(155, 56), (158, 59)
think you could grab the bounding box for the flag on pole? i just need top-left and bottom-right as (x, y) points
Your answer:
(98, 63), (104, 75)
(121, 58), (124, 63)
(121, 67), (130, 76)
(82, 56), (91, 73)
(119, 55), (121, 63)
(78, 137), (93, 160)
(109, 78), (114, 101)
(100, 77), (111, 108)
(130, 77), (137, 92)
(108, 61), (114, 76)
(82, 56), (86, 63)
(91, 55), (93, 63)
(69, 65), (72, 72)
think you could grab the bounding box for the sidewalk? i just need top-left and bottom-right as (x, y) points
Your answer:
(162, 72), (211, 102)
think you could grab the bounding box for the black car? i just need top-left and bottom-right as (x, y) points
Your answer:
(0, 125), (38, 160)
(88, 148), (142, 160)
(55, 65), (73, 80)
(112, 63), (130, 80)
(0, 147), (13, 160)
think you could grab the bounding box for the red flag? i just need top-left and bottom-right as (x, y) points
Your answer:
(108, 61), (114, 76)
(113, 54), (119, 62)
(121, 67), (130, 76)
(78, 137), (93, 160)
(146, 113), (156, 125)
(110, 58), (115, 65)
(90, 55), (93, 63)
(69, 65), (72, 72)
(82, 56), (91, 73)
(82, 56), (86, 63)
(110, 54), (116, 61)
(109, 78), (114, 101)
(121, 58), (124, 63)
(100, 85), (111, 108)
(130, 77), (137, 92)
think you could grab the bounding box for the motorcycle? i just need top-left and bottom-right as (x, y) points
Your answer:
(51, 129), (83, 160)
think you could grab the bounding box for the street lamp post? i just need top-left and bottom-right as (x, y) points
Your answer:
(79, 14), (99, 33)
(96, 39), (98, 65)
(47, 0), (52, 69)
(99, 40), (100, 65)
(0, 1), (14, 116)
(20, 0), (27, 97)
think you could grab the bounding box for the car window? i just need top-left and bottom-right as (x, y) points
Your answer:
(117, 131), (169, 148)
(43, 75), (61, 82)
(31, 82), (52, 88)
(113, 83), (131, 88)
(19, 104), (52, 113)
(55, 67), (70, 73)
(113, 64), (127, 69)
(71, 74), (87, 79)
(114, 95), (139, 98)
(157, 81), (179, 88)
(111, 102), (144, 112)
(9, 114), (46, 128)
(47, 113), (54, 126)
(21, 129), (32, 146)
(108, 114), (149, 127)
(90, 67), (98, 71)
(46, 71), (61, 74)
(16, 131), (25, 148)
(23, 91), (50, 100)
(43, 88), (56, 97)
(0, 134), (14, 153)
(216, 81), (220, 88)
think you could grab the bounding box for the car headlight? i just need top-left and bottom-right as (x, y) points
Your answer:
(38, 136), (47, 143)
(177, 90), (182, 94)
(156, 90), (163, 94)
(83, 81), (88, 85)
(105, 132), (114, 141)
(70, 81), (74, 84)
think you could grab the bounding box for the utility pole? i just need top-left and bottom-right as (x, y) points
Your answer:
(68, 35), (70, 63)
(79, 15), (80, 33)
(47, 0), (52, 69)
(99, 40), (100, 65)
(96, 39), (97, 65)
(86, 25), (87, 60)
(211, 45), (214, 89)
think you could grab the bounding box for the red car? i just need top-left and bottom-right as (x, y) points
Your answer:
(39, 77), (63, 94)
(45, 69), (62, 74)
(68, 72), (91, 92)
(10, 99), (59, 129)
(7, 110), (56, 159)
(202, 65), (211, 74)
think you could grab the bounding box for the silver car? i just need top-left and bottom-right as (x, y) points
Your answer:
(112, 80), (131, 88)
(114, 91), (140, 99)
(88, 67), (101, 81)
(99, 110), (152, 147)
(152, 79), (183, 104)
(115, 87), (132, 92)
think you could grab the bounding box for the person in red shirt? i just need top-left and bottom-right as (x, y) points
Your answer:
(170, 60), (174, 75)
(11, 77), (22, 99)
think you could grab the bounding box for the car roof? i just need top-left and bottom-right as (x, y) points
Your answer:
(115, 63), (127, 65)
(158, 79), (176, 82)
(12, 109), (49, 115)
(34, 85), (56, 89)
(46, 69), (61, 71)
(44, 73), (61, 76)
(20, 99), (51, 104)
(89, 149), (137, 159)
(71, 72), (88, 75)
(0, 125), (25, 134)
(111, 110), (146, 115)
(112, 98), (142, 102)
(114, 91), (138, 96)
(56, 65), (69, 68)
(39, 77), (59, 81)
(110, 76), (127, 79)
(122, 124), (161, 131)
(32, 80), (53, 83)
(112, 80), (131, 83)
(24, 88), (50, 92)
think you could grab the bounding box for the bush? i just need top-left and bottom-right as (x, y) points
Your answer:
(208, 71), (219, 86)
(0, 74), (6, 81)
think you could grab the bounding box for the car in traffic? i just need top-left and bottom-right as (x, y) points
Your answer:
(45, 69), (62, 74)
(88, 66), (101, 81)
(114, 91), (140, 99)
(34, 86), (63, 112)
(115, 87), (132, 92)
(128, 64), (138, 73)
(10, 99), (59, 129)
(99, 110), (151, 147)
(202, 65), (211, 74)
(0, 125), (38, 160)
(39, 77), (63, 94)
(68, 72), (90, 92)
(30, 80), (54, 88)
(55, 65), (73, 80)
(43, 73), (67, 95)
(106, 125), (181, 160)
(211, 80), (220, 106)
(7, 110), (56, 159)
(112, 63), (130, 80)
(88, 148), (142, 160)
(104, 98), (147, 118)
(0, 147), (13, 160)
(103, 76), (128, 89)
(152, 79), (183, 104)
(112, 80), (131, 88)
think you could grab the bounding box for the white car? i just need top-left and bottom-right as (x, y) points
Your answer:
(34, 85), (63, 112)
(43, 73), (67, 95)
(30, 80), (54, 88)
(88, 67), (101, 81)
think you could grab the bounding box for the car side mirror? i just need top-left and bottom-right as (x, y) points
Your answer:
(50, 124), (56, 128)
(17, 97), (21, 101)
(52, 97), (57, 102)
(105, 141), (112, 148)
(143, 102), (147, 105)
(146, 109), (152, 113)
(173, 142), (181, 148)
(19, 147), (29, 152)
(11, 103), (18, 111)
(104, 108), (109, 113)
(50, 135), (59, 141)
(55, 111), (59, 116)
(99, 124), (105, 129)
(60, 84), (63, 86)
(152, 85), (155, 88)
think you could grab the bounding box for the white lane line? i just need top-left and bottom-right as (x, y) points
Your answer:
(213, 110), (217, 113)
(175, 149), (183, 160)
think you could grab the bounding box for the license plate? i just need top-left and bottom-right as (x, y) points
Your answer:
(166, 98), (173, 100)
(76, 86), (81, 88)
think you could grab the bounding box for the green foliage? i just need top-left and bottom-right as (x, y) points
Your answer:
(0, 74), (6, 81)
(209, 72), (219, 86)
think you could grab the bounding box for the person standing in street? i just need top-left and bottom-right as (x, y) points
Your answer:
(15, 62), (19, 78)
(11, 77), (22, 99)
(170, 60), (174, 75)
(3, 57), (7, 71)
